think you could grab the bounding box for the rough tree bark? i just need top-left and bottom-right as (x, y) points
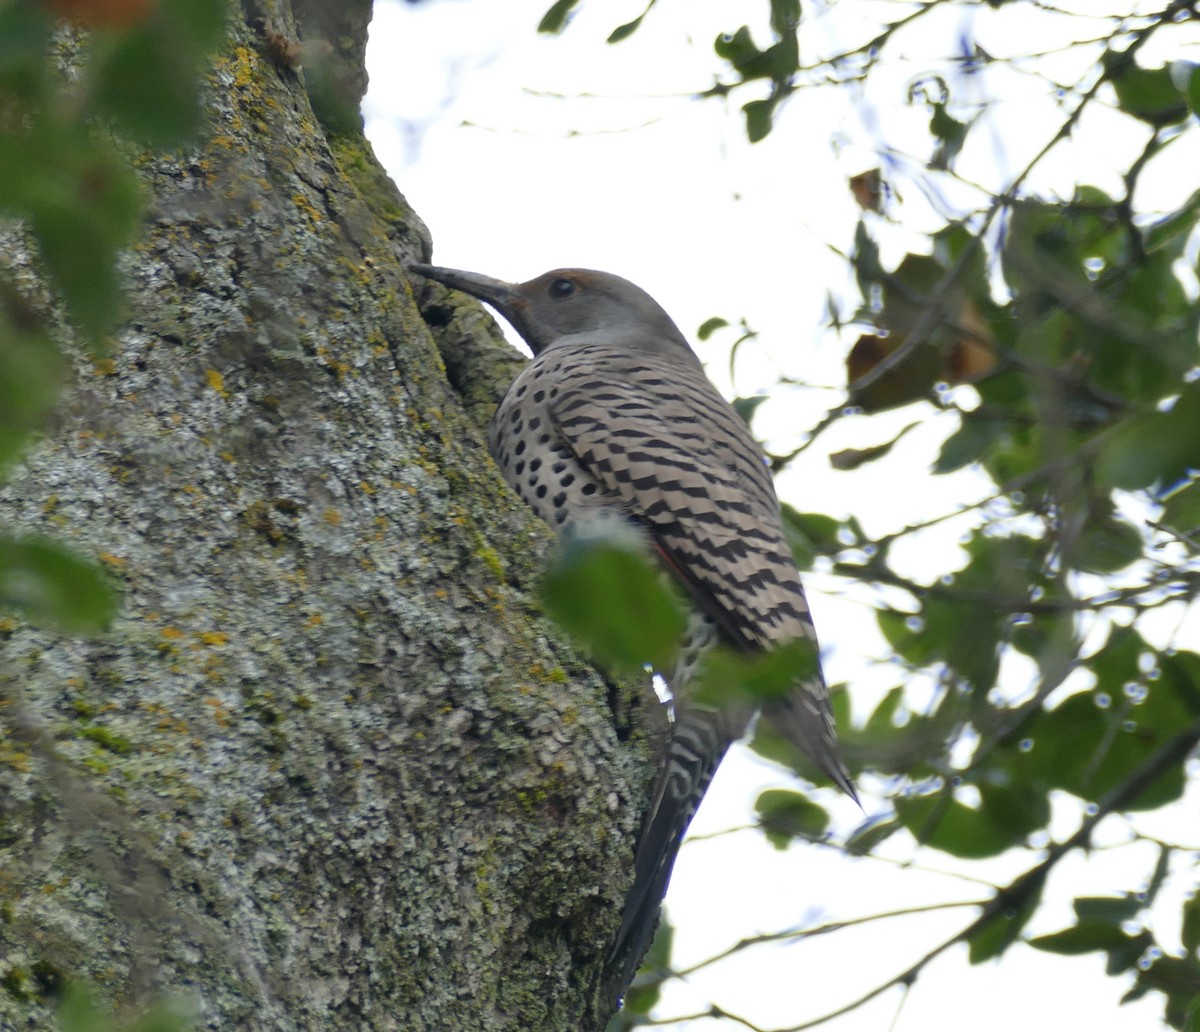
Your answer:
(0, 3), (654, 1029)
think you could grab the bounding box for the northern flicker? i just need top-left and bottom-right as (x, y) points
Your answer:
(410, 262), (855, 995)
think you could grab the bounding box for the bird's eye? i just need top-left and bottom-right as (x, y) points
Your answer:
(548, 278), (576, 299)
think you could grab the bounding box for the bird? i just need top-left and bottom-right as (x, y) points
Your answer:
(409, 262), (855, 997)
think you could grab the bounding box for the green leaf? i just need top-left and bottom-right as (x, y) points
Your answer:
(1022, 651), (1191, 811)
(1160, 478), (1200, 536)
(861, 686), (904, 743)
(607, 12), (648, 44)
(743, 98), (774, 143)
(57, 983), (115, 1032)
(1182, 61), (1200, 117)
(1145, 188), (1200, 254)
(93, 31), (200, 145)
(732, 394), (768, 426)
(6, 125), (144, 340)
(697, 316), (728, 341)
(876, 608), (936, 667)
(1105, 52), (1190, 126)
(844, 812), (902, 855)
(830, 422), (918, 471)
(769, 0), (800, 36)
(933, 417), (1008, 474)
(929, 102), (969, 170)
(1028, 920), (1133, 955)
(692, 638), (819, 709)
(0, 535), (119, 635)
(755, 789), (829, 848)
(540, 529), (685, 673)
(538, 0), (580, 33)
(0, 285), (63, 471)
(714, 27), (761, 72)
(895, 779), (1047, 860)
(1095, 385), (1200, 492)
(1183, 894), (1200, 957)
(0, 1), (50, 98)
(968, 886), (1040, 963)
(1067, 506), (1143, 575)
(162, 0), (224, 50)
(780, 506), (841, 570)
(56, 982), (192, 1032)
(1073, 895), (1142, 923)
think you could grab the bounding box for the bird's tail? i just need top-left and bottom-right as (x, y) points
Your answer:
(607, 705), (738, 997)
(764, 674), (858, 802)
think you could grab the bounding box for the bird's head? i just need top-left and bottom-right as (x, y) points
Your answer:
(410, 264), (695, 359)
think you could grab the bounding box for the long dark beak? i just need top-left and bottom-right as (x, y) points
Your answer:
(408, 264), (519, 309)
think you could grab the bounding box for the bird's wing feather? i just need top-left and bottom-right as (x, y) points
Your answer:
(547, 345), (816, 653)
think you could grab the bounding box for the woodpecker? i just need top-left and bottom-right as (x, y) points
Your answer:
(410, 263), (854, 996)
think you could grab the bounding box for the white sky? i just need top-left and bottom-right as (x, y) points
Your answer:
(363, 2), (1200, 1029)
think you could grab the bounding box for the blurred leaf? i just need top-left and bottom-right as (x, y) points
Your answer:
(861, 686), (904, 742)
(928, 101), (969, 170)
(732, 394), (768, 426)
(1182, 894), (1200, 957)
(0, 285), (64, 471)
(877, 608), (937, 667)
(1029, 920), (1134, 955)
(844, 811), (901, 855)
(0, 534), (119, 634)
(697, 316), (728, 340)
(0, 1), (51, 96)
(541, 529), (686, 673)
(896, 779), (1047, 859)
(934, 416), (1008, 474)
(780, 506), (841, 570)
(0, 122), (144, 340)
(57, 983), (115, 1032)
(1021, 635), (1197, 810)
(56, 981), (192, 1032)
(1096, 385), (1200, 492)
(1161, 477), (1200, 540)
(607, 10), (648, 43)
(1145, 188), (1200, 254)
(692, 638), (819, 709)
(830, 422), (918, 470)
(537, 0), (579, 33)
(846, 332), (940, 412)
(1105, 52), (1190, 126)
(1074, 895), (1142, 923)
(968, 886), (1040, 963)
(769, 0), (800, 35)
(90, 0), (225, 146)
(162, 0), (224, 46)
(849, 168), (885, 213)
(743, 98), (774, 143)
(1130, 955), (1200, 996)
(1066, 503), (1144, 575)
(714, 26), (760, 71)
(755, 788), (829, 848)
(94, 30), (200, 145)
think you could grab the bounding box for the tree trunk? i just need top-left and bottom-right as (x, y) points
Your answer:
(0, 4), (652, 1029)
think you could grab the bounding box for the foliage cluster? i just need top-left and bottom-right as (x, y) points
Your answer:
(0, 0), (221, 635)
(536, 1), (1200, 1028)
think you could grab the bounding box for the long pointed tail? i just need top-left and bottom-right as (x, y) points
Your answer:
(607, 707), (737, 996)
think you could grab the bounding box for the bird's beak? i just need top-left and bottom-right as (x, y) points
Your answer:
(408, 264), (519, 310)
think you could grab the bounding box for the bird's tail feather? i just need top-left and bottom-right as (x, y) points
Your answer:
(764, 676), (857, 802)
(607, 708), (735, 996)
